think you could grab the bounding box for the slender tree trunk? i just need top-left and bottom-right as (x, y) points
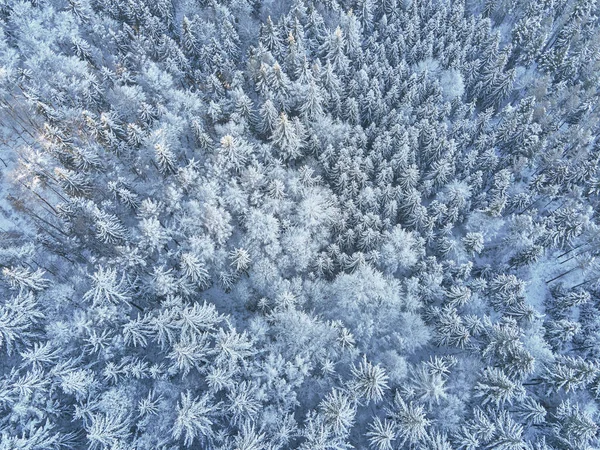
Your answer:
(546, 266), (578, 284)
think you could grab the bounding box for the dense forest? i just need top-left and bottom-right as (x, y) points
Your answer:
(1, 0), (600, 448)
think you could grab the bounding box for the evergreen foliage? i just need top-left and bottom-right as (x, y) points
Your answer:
(1, 0), (600, 448)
